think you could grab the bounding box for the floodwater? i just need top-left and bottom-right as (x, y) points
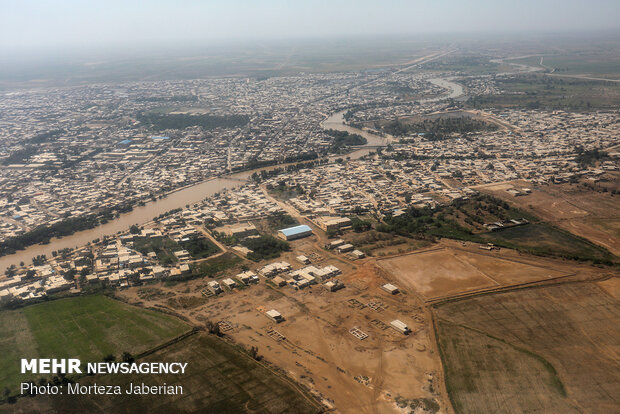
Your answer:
(426, 78), (464, 101)
(321, 76), (465, 160)
(322, 111), (389, 147)
(0, 177), (242, 271)
(0, 76), (465, 271)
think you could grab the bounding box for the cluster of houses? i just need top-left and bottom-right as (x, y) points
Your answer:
(203, 258), (343, 295)
(2, 68), (434, 243)
(245, 258), (343, 291)
(0, 273), (73, 303)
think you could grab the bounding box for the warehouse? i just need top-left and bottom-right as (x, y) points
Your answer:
(390, 319), (411, 335)
(277, 224), (313, 241)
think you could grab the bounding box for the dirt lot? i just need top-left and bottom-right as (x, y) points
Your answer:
(481, 178), (620, 257)
(376, 244), (571, 301)
(434, 282), (620, 414)
(114, 237), (447, 414)
(342, 230), (432, 257)
(51, 224), (614, 414)
(597, 276), (620, 300)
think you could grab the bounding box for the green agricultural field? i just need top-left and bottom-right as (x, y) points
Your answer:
(0, 295), (189, 392)
(436, 320), (575, 414)
(480, 222), (615, 263)
(0, 311), (39, 392)
(420, 54), (502, 74)
(434, 283), (620, 414)
(512, 54), (620, 79)
(467, 75), (620, 111)
(4, 334), (322, 414)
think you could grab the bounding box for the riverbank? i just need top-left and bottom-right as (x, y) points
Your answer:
(0, 177), (242, 271)
(0, 75), (465, 272)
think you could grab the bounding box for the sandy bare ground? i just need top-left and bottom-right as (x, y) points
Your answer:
(115, 237), (449, 413)
(376, 245), (571, 301)
(112, 223), (616, 414)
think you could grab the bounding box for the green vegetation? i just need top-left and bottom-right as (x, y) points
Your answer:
(0, 295), (189, 392)
(137, 112), (249, 131)
(0, 215), (101, 257)
(25, 129), (65, 145)
(132, 237), (181, 265)
(213, 231), (239, 247)
(153, 208), (182, 222)
(376, 194), (615, 264)
(350, 216), (372, 232)
(512, 54), (620, 78)
(249, 159), (327, 183)
(324, 129), (367, 152)
(179, 237), (220, 259)
(375, 116), (498, 139)
(0, 146), (39, 166)
(434, 283), (620, 413)
(435, 319), (573, 414)
(0, 311), (38, 393)
(135, 95), (198, 103)
(266, 212), (298, 230)
(345, 230), (430, 257)
(190, 252), (242, 278)
(133, 234), (219, 262)
(267, 179), (306, 199)
(467, 75), (620, 111)
(574, 147), (610, 167)
(479, 222), (614, 263)
(240, 152), (320, 172)
(394, 396), (440, 413)
(421, 54), (501, 74)
(5, 334), (321, 413)
(241, 234), (290, 262)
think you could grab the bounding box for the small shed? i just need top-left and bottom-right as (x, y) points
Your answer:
(296, 255), (310, 265)
(381, 283), (400, 295)
(266, 309), (284, 323)
(336, 243), (354, 253)
(272, 276), (287, 287)
(222, 278), (237, 289)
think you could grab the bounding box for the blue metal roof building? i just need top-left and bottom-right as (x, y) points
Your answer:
(278, 224), (313, 241)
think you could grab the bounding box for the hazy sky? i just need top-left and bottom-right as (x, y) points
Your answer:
(2, 0), (620, 51)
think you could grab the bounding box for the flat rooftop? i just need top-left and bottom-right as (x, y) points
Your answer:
(279, 225), (312, 237)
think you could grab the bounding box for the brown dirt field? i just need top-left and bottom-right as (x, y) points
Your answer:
(193, 278), (441, 413)
(115, 251), (448, 413)
(434, 282), (620, 414)
(597, 277), (620, 300)
(376, 247), (570, 301)
(482, 179), (620, 256)
(377, 249), (498, 299)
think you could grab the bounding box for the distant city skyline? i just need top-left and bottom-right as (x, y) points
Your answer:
(2, 0), (620, 53)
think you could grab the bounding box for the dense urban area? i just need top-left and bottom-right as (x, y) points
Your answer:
(1, 43), (619, 414)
